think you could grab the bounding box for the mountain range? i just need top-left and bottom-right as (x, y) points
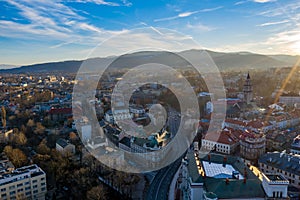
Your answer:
(1, 50), (299, 74)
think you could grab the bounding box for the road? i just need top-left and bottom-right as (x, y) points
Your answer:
(146, 157), (182, 200)
(167, 107), (180, 137)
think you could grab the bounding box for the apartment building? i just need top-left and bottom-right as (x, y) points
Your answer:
(0, 164), (47, 200)
(259, 152), (300, 189)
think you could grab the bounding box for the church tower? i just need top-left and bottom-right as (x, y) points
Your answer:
(243, 72), (253, 104)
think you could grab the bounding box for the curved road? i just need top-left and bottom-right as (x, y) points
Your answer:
(146, 157), (182, 200)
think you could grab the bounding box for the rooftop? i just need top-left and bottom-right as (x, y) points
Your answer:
(259, 152), (300, 176)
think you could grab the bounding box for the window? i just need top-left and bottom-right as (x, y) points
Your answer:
(33, 190), (38, 194)
(17, 183), (23, 187)
(9, 186), (15, 190)
(32, 180), (37, 183)
(41, 177), (45, 181)
(10, 191), (16, 195)
(25, 187), (30, 191)
(33, 185), (38, 189)
(1, 193), (7, 197)
(41, 182), (46, 186)
(1, 188), (6, 192)
(25, 191), (31, 196)
(41, 187), (46, 191)
(24, 181), (30, 185)
(17, 188), (23, 192)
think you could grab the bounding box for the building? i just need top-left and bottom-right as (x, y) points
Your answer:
(201, 128), (241, 154)
(279, 96), (300, 106)
(0, 164), (47, 200)
(240, 130), (266, 161)
(261, 173), (289, 199)
(183, 151), (265, 199)
(290, 134), (300, 155)
(105, 109), (132, 124)
(243, 72), (253, 105)
(48, 107), (72, 121)
(56, 138), (75, 155)
(259, 152), (300, 189)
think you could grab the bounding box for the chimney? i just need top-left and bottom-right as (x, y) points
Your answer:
(243, 178), (246, 184)
(223, 156), (227, 167)
(208, 154), (211, 164)
(225, 178), (229, 185)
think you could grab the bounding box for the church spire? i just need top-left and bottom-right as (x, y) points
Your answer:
(247, 71), (250, 80)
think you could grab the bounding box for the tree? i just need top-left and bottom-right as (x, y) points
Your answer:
(37, 139), (50, 155)
(1, 106), (6, 129)
(34, 122), (45, 135)
(3, 145), (13, 157)
(27, 119), (35, 127)
(86, 185), (107, 200)
(12, 148), (27, 167)
(14, 132), (27, 146)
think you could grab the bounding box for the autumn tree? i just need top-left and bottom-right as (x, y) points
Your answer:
(37, 139), (50, 155)
(86, 185), (107, 200)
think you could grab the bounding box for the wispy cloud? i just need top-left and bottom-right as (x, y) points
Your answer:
(186, 22), (216, 32)
(257, 20), (289, 27)
(0, 0), (128, 46)
(154, 6), (223, 22)
(234, 1), (249, 6)
(253, 0), (276, 3)
(69, 0), (132, 7)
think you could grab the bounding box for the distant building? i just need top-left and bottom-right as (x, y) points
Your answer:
(243, 72), (253, 105)
(48, 107), (72, 121)
(279, 96), (300, 106)
(261, 173), (289, 199)
(201, 128), (241, 154)
(290, 134), (300, 155)
(105, 109), (132, 124)
(0, 164), (47, 200)
(259, 152), (300, 189)
(56, 138), (75, 155)
(240, 131), (266, 161)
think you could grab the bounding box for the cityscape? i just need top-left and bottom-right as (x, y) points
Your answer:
(1, 0), (300, 200)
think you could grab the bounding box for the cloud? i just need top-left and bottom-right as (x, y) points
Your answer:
(234, 1), (249, 5)
(0, 0), (129, 47)
(154, 6), (223, 22)
(70, 0), (132, 7)
(257, 20), (289, 27)
(253, 0), (276, 3)
(186, 22), (216, 32)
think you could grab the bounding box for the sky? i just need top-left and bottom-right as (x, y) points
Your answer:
(1, 0), (300, 66)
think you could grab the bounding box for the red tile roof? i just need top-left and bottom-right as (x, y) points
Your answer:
(48, 108), (72, 115)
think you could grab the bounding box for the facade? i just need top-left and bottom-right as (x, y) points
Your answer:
(201, 128), (241, 154)
(240, 131), (266, 161)
(105, 109), (132, 124)
(259, 152), (300, 189)
(261, 173), (289, 199)
(56, 138), (75, 155)
(0, 164), (47, 200)
(48, 107), (72, 121)
(279, 96), (300, 106)
(290, 134), (300, 155)
(243, 72), (253, 105)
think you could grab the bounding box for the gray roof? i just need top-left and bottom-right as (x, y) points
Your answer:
(259, 152), (300, 176)
(56, 138), (69, 148)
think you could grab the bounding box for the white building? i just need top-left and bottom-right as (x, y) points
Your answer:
(259, 152), (300, 189)
(105, 109), (132, 124)
(56, 138), (75, 155)
(0, 164), (47, 200)
(201, 129), (240, 154)
(261, 173), (289, 199)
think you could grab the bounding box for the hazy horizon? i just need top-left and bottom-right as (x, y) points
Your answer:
(1, 0), (300, 66)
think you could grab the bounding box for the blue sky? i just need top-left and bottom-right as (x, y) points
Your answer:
(1, 0), (300, 66)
